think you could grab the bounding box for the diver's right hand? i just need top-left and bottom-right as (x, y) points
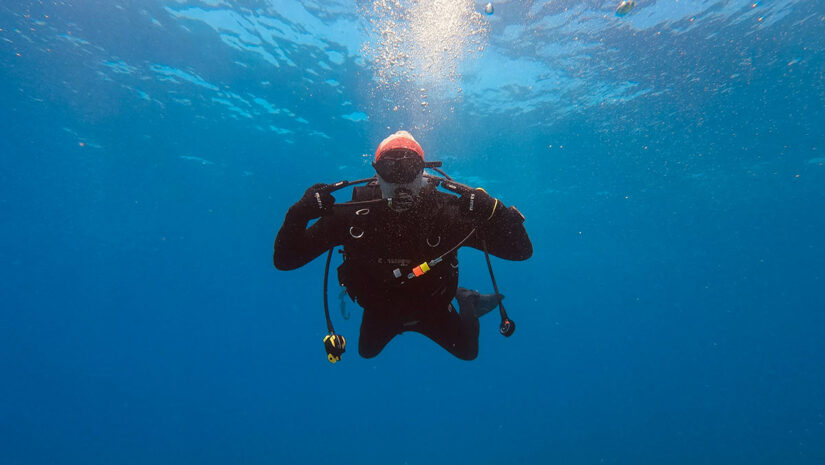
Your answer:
(290, 183), (335, 220)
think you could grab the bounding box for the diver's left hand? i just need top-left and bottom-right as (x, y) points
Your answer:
(459, 188), (499, 223)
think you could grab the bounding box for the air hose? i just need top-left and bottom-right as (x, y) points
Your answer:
(482, 239), (515, 337)
(322, 248), (346, 363)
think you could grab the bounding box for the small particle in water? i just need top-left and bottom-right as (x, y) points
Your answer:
(615, 0), (635, 17)
(485, 3), (494, 15)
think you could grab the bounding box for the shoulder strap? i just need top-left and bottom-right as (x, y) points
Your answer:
(351, 181), (381, 202)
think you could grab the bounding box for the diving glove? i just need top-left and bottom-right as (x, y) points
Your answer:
(323, 334), (346, 364)
(290, 183), (335, 220)
(459, 188), (500, 223)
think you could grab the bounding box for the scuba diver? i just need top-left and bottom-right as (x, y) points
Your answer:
(273, 131), (532, 361)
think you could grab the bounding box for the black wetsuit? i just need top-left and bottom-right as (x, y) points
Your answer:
(273, 179), (532, 360)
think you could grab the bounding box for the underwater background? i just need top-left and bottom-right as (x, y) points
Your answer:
(1, 0), (823, 463)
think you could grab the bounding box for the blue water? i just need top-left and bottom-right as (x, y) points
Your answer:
(2, 1), (824, 464)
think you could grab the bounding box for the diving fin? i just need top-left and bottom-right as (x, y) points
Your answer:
(456, 288), (504, 318)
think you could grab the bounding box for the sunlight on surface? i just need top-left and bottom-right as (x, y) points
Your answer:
(363, 0), (487, 87)
(362, 0), (489, 129)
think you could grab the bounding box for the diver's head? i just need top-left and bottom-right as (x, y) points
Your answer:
(373, 131), (427, 206)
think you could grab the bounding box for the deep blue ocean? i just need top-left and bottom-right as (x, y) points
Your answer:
(2, 1), (824, 464)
